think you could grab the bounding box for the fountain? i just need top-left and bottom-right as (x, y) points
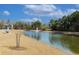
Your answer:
(36, 27), (39, 32)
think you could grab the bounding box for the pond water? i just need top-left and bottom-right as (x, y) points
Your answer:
(24, 31), (79, 54)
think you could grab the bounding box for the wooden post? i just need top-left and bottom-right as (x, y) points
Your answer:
(16, 31), (21, 48)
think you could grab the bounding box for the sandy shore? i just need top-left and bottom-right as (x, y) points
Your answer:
(0, 30), (72, 55)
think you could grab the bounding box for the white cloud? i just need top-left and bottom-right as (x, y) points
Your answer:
(3, 11), (10, 15)
(24, 5), (78, 18)
(65, 9), (77, 15)
(19, 18), (42, 23)
(24, 4), (57, 16)
(32, 18), (42, 22)
(49, 9), (65, 18)
(25, 4), (56, 12)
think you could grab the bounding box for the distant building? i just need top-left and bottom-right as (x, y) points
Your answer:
(3, 20), (13, 30)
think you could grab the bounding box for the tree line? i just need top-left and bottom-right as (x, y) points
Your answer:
(49, 11), (79, 32)
(13, 20), (49, 31)
(0, 11), (79, 32)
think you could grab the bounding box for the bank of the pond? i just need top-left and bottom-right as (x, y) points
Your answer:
(42, 30), (79, 35)
(30, 30), (79, 36)
(0, 30), (71, 55)
(63, 32), (79, 36)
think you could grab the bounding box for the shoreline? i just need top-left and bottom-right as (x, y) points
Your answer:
(0, 29), (72, 55)
(29, 30), (79, 36)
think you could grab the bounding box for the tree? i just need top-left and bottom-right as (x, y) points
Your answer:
(41, 24), (49, 31)
(58, 16), (71, 31)
(49, 19), (59, 30)
(13, 22), (26, 29)
(49, 11), (79, 32)
(31, 20), (42, 30)
(69, 11), (79, 31)
(60, 11), (79, 31)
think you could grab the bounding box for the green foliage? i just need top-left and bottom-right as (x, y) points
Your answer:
(13, 20), (49, 31)
(49, 19), (59, 30)
(49, 11), (79, 32)
(31, 20), (42, 30)
(41, 24), (49, 31)
(69, 11), (79, 31)
(13, 22), (25, 29)
(13, 22), (32, 30)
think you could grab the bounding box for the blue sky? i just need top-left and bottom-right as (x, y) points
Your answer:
(0, 4), (79, 24)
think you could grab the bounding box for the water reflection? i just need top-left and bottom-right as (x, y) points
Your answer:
(25, 31), (41, 40)
(24, 31), (79, 54)
(61, 35), (79, 54)
(49, 34), (62, 44)
(48, 33), (69, 51)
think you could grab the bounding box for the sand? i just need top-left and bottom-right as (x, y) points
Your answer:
(0, 30), (71, 55)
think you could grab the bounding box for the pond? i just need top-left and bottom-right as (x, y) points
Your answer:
(24, 31), (79, 54)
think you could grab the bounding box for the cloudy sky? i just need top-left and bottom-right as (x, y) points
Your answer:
(0, 4), (79, 24)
